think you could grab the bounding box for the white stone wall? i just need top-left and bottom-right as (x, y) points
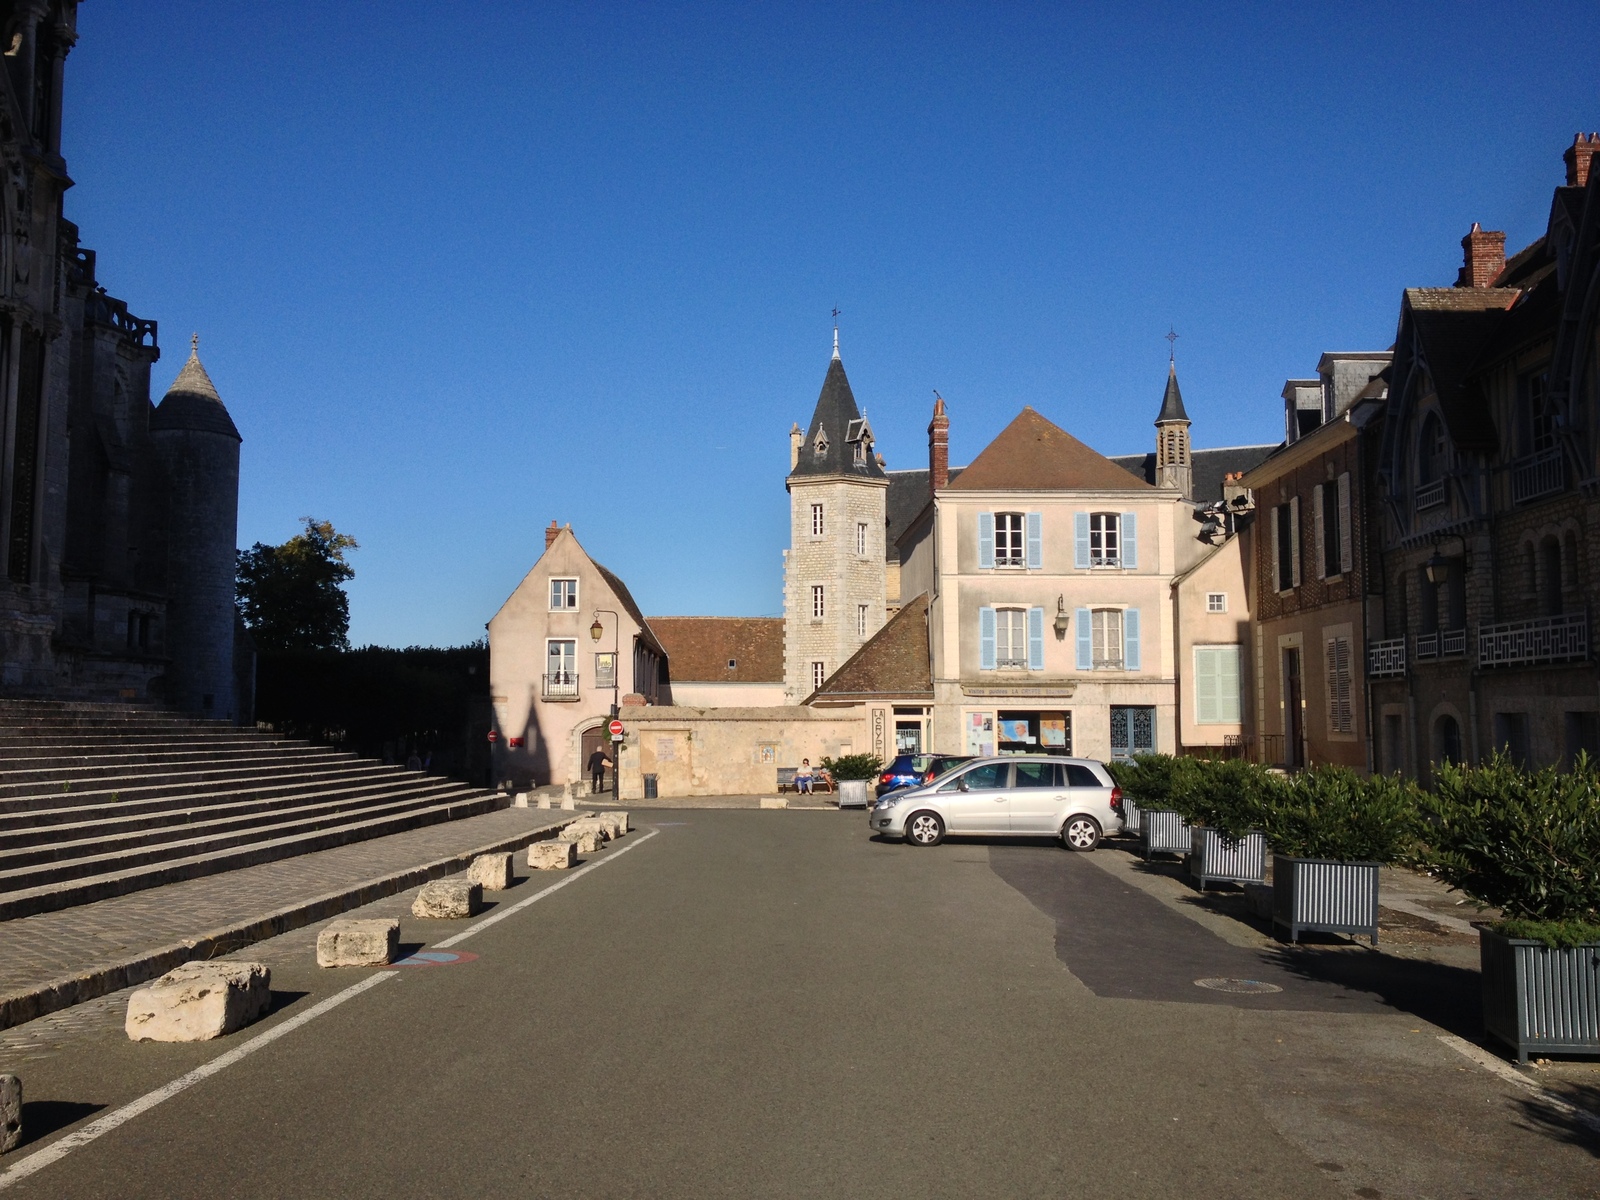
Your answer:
(783, 477), (888, 700)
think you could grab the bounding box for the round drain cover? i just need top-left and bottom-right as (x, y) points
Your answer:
(1194, 977), (1282, 994)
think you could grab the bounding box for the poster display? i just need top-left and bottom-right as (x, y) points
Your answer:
(1040, 718), (1068, 748)
(998, 718), (1033, 743)
(965, 711), (995, 756)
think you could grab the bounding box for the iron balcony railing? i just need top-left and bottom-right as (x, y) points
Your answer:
(541, 672), (580, 700)
(1414, 632), (1437, 661)
(1414, 479), (1446, 511)
(1510, 449), (1564, 505)
(995, 656), (1028, 669)
(1478, 612), (1589, 668)
(1368, 638), (1406, 678)
(1414, 629), (1466, 662)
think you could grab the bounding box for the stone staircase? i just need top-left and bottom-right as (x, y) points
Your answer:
(0, 699), (507, 920)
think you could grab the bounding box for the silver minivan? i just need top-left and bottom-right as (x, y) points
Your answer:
(868, 755), (1123, 850)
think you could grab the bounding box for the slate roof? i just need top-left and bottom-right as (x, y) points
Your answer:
(948, 407), (1154, 492)
(884, 467), (964, 562)
(788, 356), (887, 482)
(150, 346), (241, 440)
(1155, 362), (1189, 423)
(1403, 288), (1521, 451)
(591, 560), (665, 658)
(806, 593), (933, 702)
(1109, 444), (1279, 504)
(647, 617), (784, 683)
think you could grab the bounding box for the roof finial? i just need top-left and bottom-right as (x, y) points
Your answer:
(831, 307), (841, 360)
(1165, 326), (1178, 363)
(190, 332), (199, 356)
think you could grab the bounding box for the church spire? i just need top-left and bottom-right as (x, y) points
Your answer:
(1154, 358), (1192, 497)
(831, 307), (841, 361)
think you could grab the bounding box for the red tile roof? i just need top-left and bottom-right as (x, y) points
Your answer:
(947, 407), (1156, 492)
(647, 617), (784, 683)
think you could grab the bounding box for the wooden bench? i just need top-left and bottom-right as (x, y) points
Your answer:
(776, 767), (834, 794)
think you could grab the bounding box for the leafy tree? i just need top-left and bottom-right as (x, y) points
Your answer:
(236, 518), (358, 652)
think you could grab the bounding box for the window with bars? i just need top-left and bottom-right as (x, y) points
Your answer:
(1091, 609), (1123, 669)
(810, 504), (824, 536)
(811, 661), (826, 689)
(811, 585), (825, 619)
(1325, 636), (1353, 734)
(994, 513), (1025, 566)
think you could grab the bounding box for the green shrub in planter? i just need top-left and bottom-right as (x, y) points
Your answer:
(1264, 766), (1422, 864)
(819, 753), (883, 782)
(1180, 758), (1287, 838)
(1420, 753), (1600, 944)
(1106, 754), (1204, 814)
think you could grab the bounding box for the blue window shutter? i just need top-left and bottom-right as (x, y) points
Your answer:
(979, 606), (997, 669)
(1028, 607), (1045, 670)
(1124, 607), (1141, 671)
(1026, 512), (1043, 569)
(1075, 608), (1092, 670)
(978, 512), (995, 570)
(1074, 512), (1089, 568)
(1121, 512), (1138, 569)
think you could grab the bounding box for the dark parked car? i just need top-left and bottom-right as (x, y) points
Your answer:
(876, 753), (973, 796)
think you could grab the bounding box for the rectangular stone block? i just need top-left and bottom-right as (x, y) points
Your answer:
(529, 840), (577, 870)
(317, 918), (400, 967)
(558, 827), (603, 854)
(537, 794), (552, 810)
(760, 797), (789, 809)
(468, 852), (514, 891)
(125, 961), (272, 1042)
(560, 795), (577, 811)
(512, 792), (530, 808)
(601, 810), (630, 834)
(412, 879), (482, 919)
(0, 1074), (19, 1154)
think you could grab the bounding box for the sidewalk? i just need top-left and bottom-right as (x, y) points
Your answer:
(0, 806), (576, 1029)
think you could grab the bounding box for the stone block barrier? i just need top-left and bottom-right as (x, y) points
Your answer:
(0, 1075), (19, 1154)
(760, 797), (788, 810)
(529, 841), (576, 870)
(412, 880), (482, 920)
(316, 918), (400, 967)
(602, 810), (631, 834)
(125, 961), (272, 1042)
(468, 852), (515, 891)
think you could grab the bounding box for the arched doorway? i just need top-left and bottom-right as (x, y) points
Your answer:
(579, 723), (613, 796)
(1432, 714), (1462, 767)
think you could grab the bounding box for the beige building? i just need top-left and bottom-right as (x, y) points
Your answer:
(487, 522), (664, 790)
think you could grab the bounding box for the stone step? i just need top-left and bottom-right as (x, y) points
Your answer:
(0, 752), (363, 800)
(0, 781), (478, 881)
(0, 774), (469, 858)
(0, 760), (407, 816)
(0, 789), (509, 920)
(0, 744), (349, 777)
(0, 733), (286, 751)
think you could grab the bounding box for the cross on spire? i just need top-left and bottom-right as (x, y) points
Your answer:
(1165, 326), (1179, 362)
(831, 308), (841, 360)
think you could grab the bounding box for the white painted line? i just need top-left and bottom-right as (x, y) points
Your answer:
(1438, 1033), (1600, 1134)
(433, 828), (659, 949)
(0, 971), (395, 1191)
(0, 826), (662, 1190)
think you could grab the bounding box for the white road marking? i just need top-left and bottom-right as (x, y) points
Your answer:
(1437, 1033), (1600, 1134)
(0, 826), (661, 1190)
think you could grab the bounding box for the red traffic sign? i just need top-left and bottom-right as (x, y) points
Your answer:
(607, 719), (624, 737)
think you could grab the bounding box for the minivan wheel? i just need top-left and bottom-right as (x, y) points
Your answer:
(906, 811), (945, 847)
(1061, 815), (1101, 851)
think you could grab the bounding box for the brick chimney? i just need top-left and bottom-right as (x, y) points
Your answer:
(1457, 222), (1506, 288)
(1566, 132), (1599, 188)
(544, 520), (560, 550)
(928, 393), (949, 493)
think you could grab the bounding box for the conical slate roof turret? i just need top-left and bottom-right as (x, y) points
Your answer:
(788, 346), (886, 482)
(1155, 361), (1189, 424)
(1158, 360), (1196, 425)
(151, 336), (241, 440)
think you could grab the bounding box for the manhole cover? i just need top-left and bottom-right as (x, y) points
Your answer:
(1194, 977), (1282, 994)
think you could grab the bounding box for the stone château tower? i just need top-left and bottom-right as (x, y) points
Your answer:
(783, 334), (889, 701)
(1154, 361), (1192, 497)
(149, 341), (242, 719)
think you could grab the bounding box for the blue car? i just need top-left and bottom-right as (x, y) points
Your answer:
(875, 753), (973, 797)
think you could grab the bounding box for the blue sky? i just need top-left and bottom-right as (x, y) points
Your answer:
(64, 2), (1596, 646)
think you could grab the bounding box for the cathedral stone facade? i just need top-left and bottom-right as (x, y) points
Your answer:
(0, 1), (244, 717)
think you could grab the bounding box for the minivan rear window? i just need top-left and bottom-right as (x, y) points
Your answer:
(1065, 764), (1102, 788)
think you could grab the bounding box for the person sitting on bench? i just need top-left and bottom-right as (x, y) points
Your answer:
(794, 759), (815, 794)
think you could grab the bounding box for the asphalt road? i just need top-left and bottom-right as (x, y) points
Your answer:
(2, 811), (1597, 1199)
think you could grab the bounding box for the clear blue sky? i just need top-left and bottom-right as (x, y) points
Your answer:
(64, 2), (1596, 646)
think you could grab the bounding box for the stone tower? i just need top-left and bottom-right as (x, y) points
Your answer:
(1154, 361), (1192, 497)
(783, 333), (889, 701)
(150, 340), (242, 719)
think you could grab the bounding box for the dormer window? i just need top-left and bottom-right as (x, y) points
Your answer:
(814, 430), (828, 456)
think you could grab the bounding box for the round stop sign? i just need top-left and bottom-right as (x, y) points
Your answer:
(608, 719), (624, 737)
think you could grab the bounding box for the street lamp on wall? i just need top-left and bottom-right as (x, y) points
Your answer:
(1425, 533), (1471, 586)
(1053, 595), (1070, 636)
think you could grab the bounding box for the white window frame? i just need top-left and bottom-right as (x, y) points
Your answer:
(811, 660), (826, 690)
(995, 607), (1028, 668)
(1091, 608), (1124, 670)
(857, 604), (868, 637)
(1206, 592), (1227, 613)
(811, 584), (825, 620)
(1089, 513), (1121, 567)
(546, 638), (577, 681)
(810, 504), (824, 537)
(994, 512), (1025, 567)
(549, 578), (579, 610)
(856, 521), (867, 556)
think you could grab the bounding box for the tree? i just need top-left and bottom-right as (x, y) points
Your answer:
(236, 518), (359, 652)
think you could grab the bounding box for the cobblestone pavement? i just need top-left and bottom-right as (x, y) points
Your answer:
(0, 806), (569, 1004)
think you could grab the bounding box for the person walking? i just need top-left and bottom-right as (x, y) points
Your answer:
(795, 758), (814, 795)
(587, 745), (611, 795)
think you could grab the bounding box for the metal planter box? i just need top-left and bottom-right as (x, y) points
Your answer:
(1119, 797), (1143, 835)
(1190, 828), (1267, 889)
(1480, 928), (1600, 1063)
(1272, 856), (1380, 945)
(837, 780), (870, 808)
(1141, 810), (1192, 859)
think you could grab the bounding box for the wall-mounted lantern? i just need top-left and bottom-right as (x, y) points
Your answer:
(1053, 595), (1071, 635)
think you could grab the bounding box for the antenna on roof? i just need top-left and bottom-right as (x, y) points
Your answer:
(1165, 326), (1179, 363)
(831, 308), (841, 360)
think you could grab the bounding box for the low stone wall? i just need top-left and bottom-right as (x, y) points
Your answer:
(613, 705), (871, 798)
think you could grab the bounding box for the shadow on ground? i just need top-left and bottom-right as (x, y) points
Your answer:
(18, 1100), (104, 1148)
(1512, 1082), (1600, 1158)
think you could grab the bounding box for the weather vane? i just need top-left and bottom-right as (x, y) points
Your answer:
(831, 307), (841, 328)
(1165, 326), (1179, 362)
